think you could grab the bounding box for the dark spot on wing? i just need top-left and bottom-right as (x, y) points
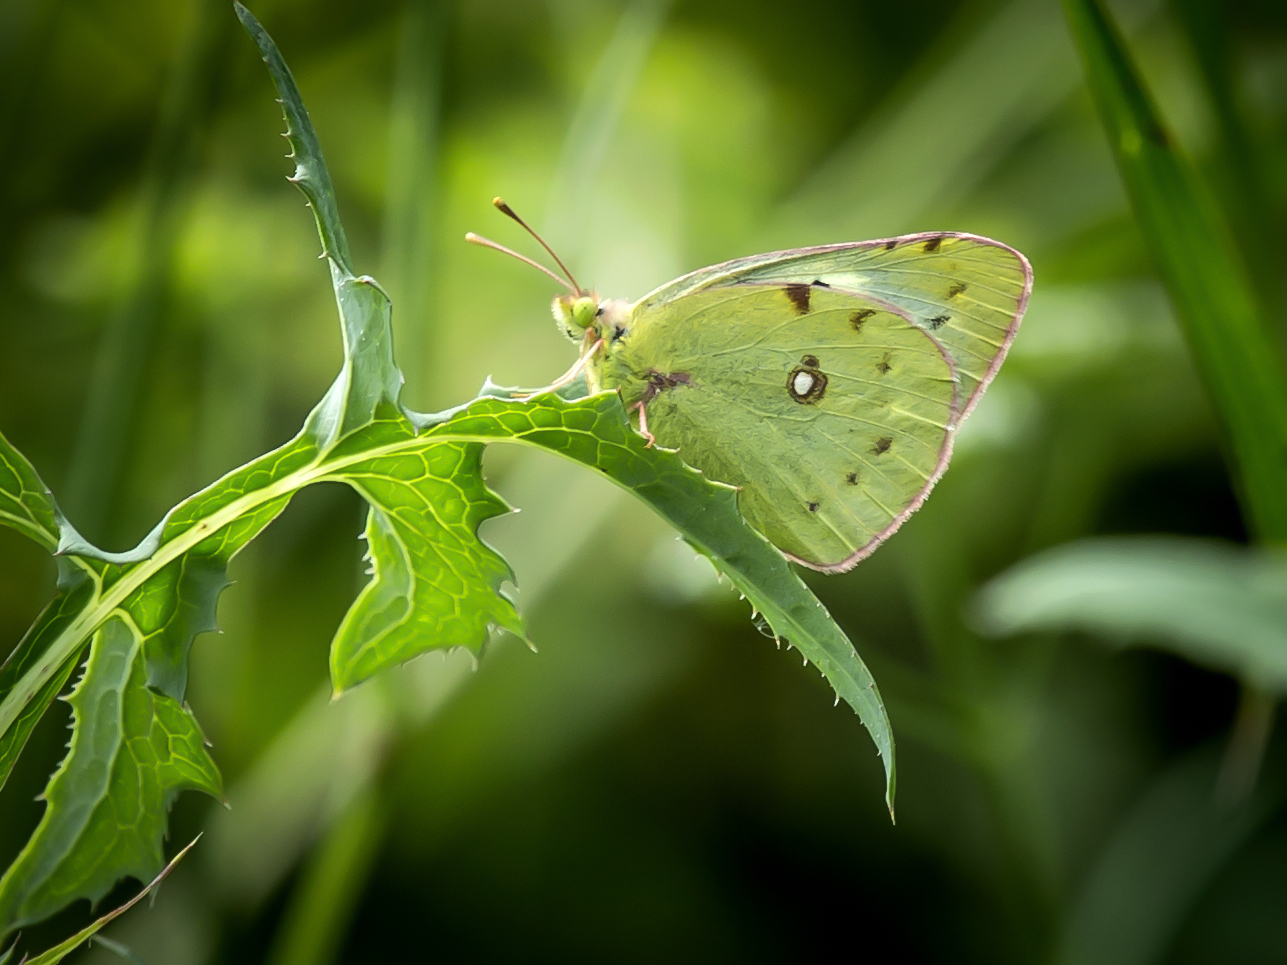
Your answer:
(884, 239), (898, 251)
(845, 471), (858, 485)
(947, 282), (968, 299)
(928, 314), (950, 330)
(922, 236), (942, 253)
(811, 279), (830, 288)
(611, 324), (627, 342)
(850, 309), (876, 331)
(802, 354), (819, 368)
(807, 501), (819, 513)
(872, 436), (892, 455)
(787, 366), (827, 404)
(876, 353), (892, 375)
(784, 284), (811, 314)
(640, 370), (691, 405)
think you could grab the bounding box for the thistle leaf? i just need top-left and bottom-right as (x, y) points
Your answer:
(0, 622), (218, 936)
(0, 430), (58, 552)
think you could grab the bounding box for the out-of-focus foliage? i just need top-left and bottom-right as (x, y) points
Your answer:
(1064, 0), (1287, 543)
(977, 538), (1287, 692)
(1, 0), (1286, 962)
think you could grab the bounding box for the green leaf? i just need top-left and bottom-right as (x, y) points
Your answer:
(327, 431), (522, 692)
(0, 565), (96, 794)
(18, 837), (198, 965)
(237, 1), (401, 448)
(0, 428), (59, 552)
(0, 620), (219, 936)
(1, 387), (897, 936)
(0, 395), (521, 939)
(0, 6), (899, 939)
(973, 537), (1287, 694)
(404, 388), (897, 811)
(1063, 0), (1287, 542)
(1170, 0), (1282, 323)
(233, 2), (352, 274)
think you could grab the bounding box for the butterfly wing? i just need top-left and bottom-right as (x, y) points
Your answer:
(602, 233), (1030, 572)
(634, 232), (1032, 424)
(604, 284), (959, 571)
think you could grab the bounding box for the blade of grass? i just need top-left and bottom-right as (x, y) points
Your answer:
(1170, 0), (1283, 330)
(18, 838), (199, 965)
(1064, 0), (1287, 544)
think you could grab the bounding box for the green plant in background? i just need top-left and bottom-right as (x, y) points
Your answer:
(972, 0), (1287, 961)
(984, 0), (1287, 794)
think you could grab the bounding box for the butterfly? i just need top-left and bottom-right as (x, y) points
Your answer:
(469, 199), (1032, 573)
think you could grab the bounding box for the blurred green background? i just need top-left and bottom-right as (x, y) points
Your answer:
(2, 0), (1287, 961)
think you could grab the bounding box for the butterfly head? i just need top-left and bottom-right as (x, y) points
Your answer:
(551, 293), (629, 343)
(468, 197), (629, 345)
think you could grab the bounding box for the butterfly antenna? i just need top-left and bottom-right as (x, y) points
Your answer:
(491, 197), (584, 295)
(464, 232), (576, 293)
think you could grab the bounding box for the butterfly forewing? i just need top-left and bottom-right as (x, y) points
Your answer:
(614, 285), (958, 570)
(635, 233), (1031, 425)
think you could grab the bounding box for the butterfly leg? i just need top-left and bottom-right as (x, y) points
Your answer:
(512, 338), (605, 401)
(629, 401), (656, 447)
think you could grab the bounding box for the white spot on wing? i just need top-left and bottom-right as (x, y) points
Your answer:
(793, 371), (815, 396)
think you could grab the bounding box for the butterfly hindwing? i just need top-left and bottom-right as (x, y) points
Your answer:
(609, 284), (958, 570)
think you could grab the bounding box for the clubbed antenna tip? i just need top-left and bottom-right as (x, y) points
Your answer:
(487, 197), (583, 295)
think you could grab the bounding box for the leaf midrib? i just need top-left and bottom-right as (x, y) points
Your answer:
(0, 416), (603, 740)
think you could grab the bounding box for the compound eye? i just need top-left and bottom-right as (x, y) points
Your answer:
(570, 296), (598, 329)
